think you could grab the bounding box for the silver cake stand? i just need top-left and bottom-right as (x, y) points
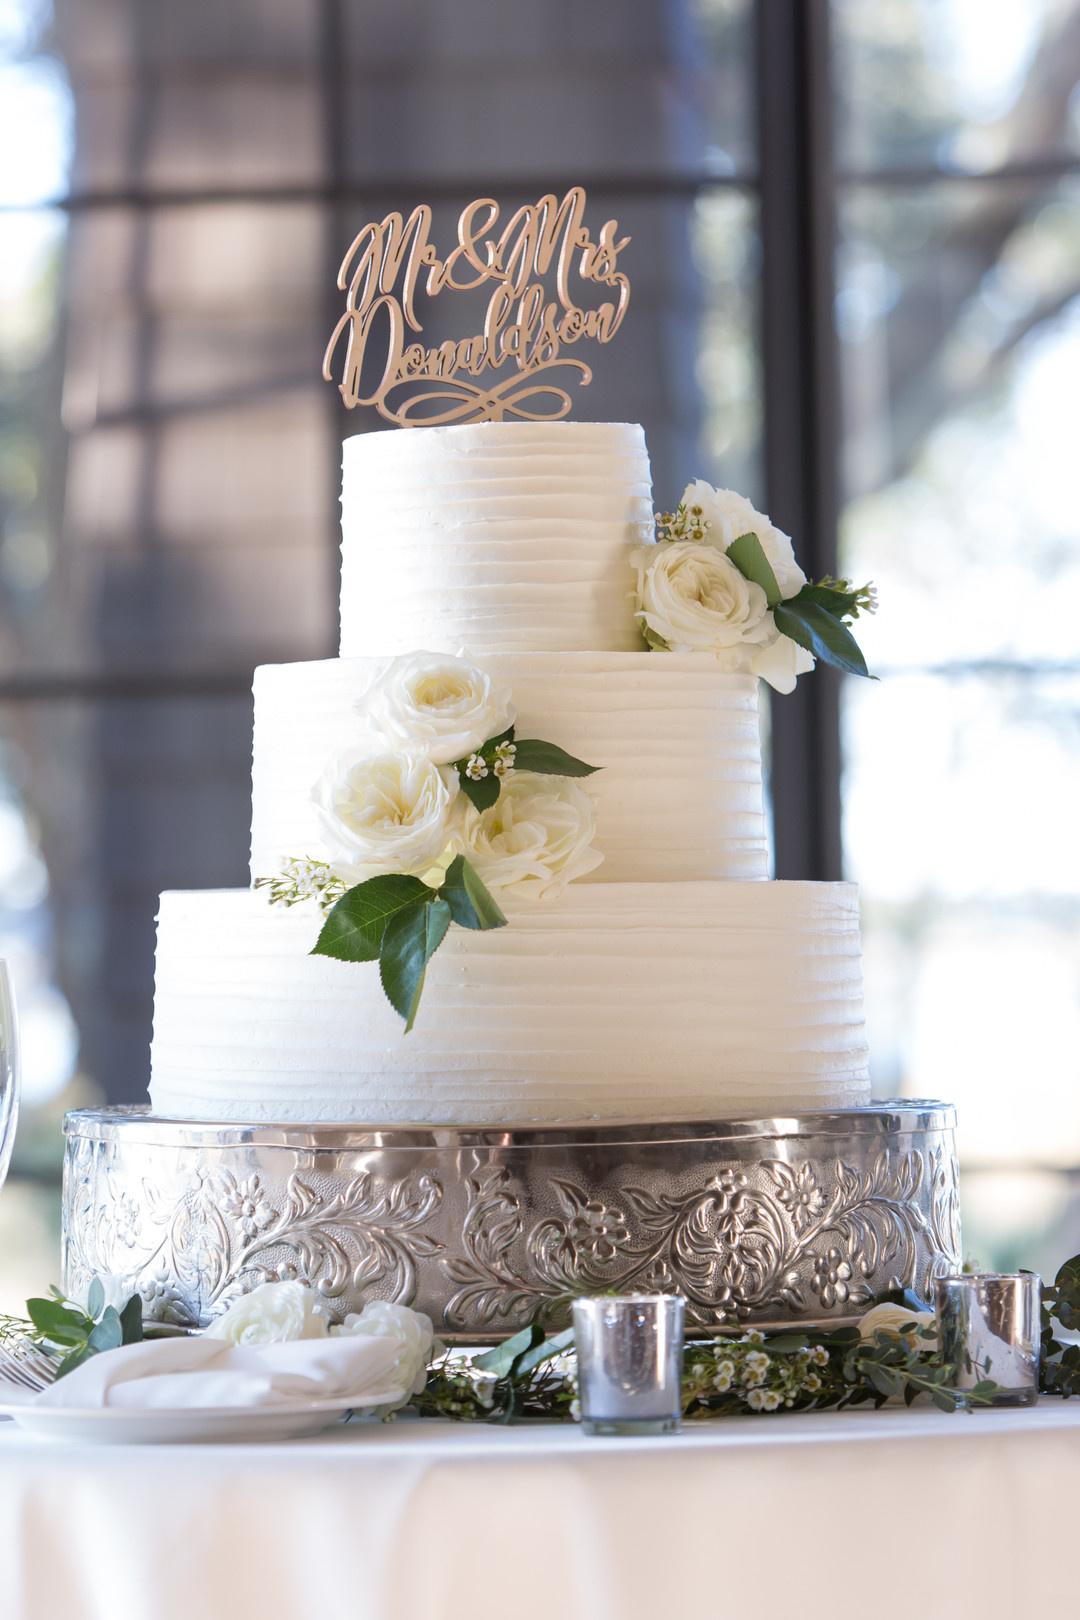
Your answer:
(61, 1102), (961, 1339)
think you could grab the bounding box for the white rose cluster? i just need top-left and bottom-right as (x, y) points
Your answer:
(204, 1284), (439, 1403)
(632, 480), (815, 695)
(331, 1299), (440, 1398)
(206, 1280), (330, 1346)
(310, 651), (601, 900)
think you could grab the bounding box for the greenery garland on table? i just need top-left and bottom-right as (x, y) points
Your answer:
(8, 1254), (1080, 1422)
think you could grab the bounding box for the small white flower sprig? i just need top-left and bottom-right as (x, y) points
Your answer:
(255, 652), (601, 1031)
(633, 480), (877, 694)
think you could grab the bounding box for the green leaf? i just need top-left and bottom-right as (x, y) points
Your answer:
(725, 531), (782, 608)
(54, 1344), (93, 1381)
(379, 897), (452, 1032)
(473, 1325), (541, 1377)
(798, 581), (861, 619)
(439, 857), (507, 932)
(458, 769), (500, 813)
(88, 1307), (124, 1354)
(313, 874), (432, 963)
(512, 739), (600, 777)
(119, 1294), (144, 1345)
(26, 1298), (91, 1345)
(774, 599), (871, 679)
(86, 1278), (105, 1319)
(511, 1326), (576, 1380)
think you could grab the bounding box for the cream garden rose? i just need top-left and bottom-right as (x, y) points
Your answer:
(857, 1302), (937, 1346)
(454, 773), (602, 900)
(331, 1300), (438, 1397)
(205, 1280), (329, 1346)
(364, 651), (516, 765)
(631, 540), (773, 661)
(311, 748), (457, 883)
(682, 479), (807, 600)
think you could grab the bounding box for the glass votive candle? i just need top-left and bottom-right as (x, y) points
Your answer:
(935, 1272), (1041, 1407)
(572, 1294), (685, 1436)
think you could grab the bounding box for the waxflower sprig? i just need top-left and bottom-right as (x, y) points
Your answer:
(635, 481), (877, 693)
(256, 652), (602, 1030)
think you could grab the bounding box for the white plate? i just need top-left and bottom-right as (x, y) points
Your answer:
(0, 1389), (407, 1445)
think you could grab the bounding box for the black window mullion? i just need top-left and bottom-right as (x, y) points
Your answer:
(756, 0), (843, 882)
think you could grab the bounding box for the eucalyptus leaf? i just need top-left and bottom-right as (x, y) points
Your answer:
(313, 874), (432, 963)
(725, 531), (782, 608)
(54, 1344), (93, 1381)
(512, 739), (600, 777)
(86, 1278), (105, 1319)
(26, 1298), (91, 1345)
(119, 1293), (144, 1345)
(473, 1324), (541, 1377)
(774, 599), (871, 679)
(439, 856), (507, 932)
(379, 896), (452, 1032)
(88, 1307), (124, 1354)
(511, 1326), (576, 1380)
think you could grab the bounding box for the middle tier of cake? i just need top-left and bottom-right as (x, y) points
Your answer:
(250, 654), (769, 884)
(148, 881), (871, 1126)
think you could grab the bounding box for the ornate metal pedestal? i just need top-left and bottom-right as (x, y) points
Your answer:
(62, 1103), (961, 1339)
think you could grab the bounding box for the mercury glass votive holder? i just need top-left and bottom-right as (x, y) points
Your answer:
(936, 1273), (1041, 1408)
(572, 1294), (685, 1436)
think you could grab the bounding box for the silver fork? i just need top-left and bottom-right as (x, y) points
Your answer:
(0, 1340), (57, 1395)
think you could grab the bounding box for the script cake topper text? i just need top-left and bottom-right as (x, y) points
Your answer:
(323, 186), (631, 427)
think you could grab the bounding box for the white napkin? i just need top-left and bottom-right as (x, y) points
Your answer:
(18, 1333), (403, 1411)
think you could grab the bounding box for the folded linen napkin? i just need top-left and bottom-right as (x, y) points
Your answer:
(12, 1332), (403, 1411)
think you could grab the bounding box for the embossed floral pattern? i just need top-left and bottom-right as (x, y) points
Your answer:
(772, 1163), (826, 1227)
(61, 1122), (961, 1337)
(811, 1247), (854, 1308)
(221, 1175), (276, 1240)
(568, 1200), (631, 1262)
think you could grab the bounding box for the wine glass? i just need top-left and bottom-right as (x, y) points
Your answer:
(0, 963), (19, 1195)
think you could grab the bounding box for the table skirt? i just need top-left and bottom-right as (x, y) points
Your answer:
(3, 1402), (1078, 1620)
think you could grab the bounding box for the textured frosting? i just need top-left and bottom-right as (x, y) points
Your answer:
(250, 655), (768, 884)
(149, 884), (870, 1125)
(338, 422), (653, 656)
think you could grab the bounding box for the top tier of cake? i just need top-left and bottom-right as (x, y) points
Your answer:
(339, 421), (651, 658)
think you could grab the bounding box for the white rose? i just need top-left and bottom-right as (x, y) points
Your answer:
(331, 1300), (438, 1396)
(311, 749), (457, 883)
(364, 652), (516, 765)
(205, 1280), (329, 1346)
(682, 479), (807, 600)
(631, 541), (772, 659)
(454, 773), (603, 900)
(858, 1302), (936, 1347)
(748, 622), (816, 695)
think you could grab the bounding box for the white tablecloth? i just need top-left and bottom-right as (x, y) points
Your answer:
(3, 1401), (1078, 1620)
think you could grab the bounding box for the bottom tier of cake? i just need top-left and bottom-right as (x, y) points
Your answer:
(62, 1104), (962, 1337)
(148, 882), (871, 1124)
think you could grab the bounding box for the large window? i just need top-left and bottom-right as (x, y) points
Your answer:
(1, 0), (1077, 1306)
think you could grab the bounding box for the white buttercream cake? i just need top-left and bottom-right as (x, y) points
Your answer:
(148, 420), (871, 1124)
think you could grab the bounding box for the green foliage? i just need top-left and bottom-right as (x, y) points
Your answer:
(313, 874), (430, 963)
(440, 855), (507, 931)
(314, 859), (505, 1030)
(511, 740), (600, 778)
(774, 597), (871, 679)
(379, 897), (452, 1033)
(17, 1282), (145, 1381)
(725, 531), (782, 608)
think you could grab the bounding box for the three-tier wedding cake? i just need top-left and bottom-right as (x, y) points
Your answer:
(147, 420), (871, 1127)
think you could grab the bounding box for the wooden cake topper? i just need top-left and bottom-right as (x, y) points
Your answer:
(322, 186), (631, 427)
